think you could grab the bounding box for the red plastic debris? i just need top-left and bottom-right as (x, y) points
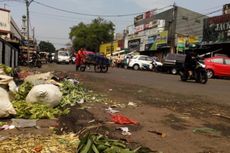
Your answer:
(111, 114), (138, 125)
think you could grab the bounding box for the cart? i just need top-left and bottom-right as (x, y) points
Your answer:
(79, 53), (110, 73)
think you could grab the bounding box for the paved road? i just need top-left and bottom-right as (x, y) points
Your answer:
(43, 63), (230, 106)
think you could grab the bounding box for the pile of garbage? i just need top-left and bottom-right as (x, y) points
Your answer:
(0, 65), (143, 152)
(0, 66), (106, 119)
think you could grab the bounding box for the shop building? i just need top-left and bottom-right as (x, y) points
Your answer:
(125, 6), (206, 59)
(0, 8), (22, 67)
(202, 3), (230, 57)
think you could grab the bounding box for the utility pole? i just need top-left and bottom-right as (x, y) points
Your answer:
(25, 0), (34, 62)
(170, 2), (177, 53)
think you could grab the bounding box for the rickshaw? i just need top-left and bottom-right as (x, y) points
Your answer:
(79, 52), (110, 73)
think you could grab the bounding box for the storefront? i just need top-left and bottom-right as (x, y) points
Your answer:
(202, 13), (230, 57)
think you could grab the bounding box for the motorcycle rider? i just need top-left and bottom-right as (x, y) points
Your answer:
(184, 51), (197, 78)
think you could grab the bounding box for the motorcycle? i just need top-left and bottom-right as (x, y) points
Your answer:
(179, 58), (208, 84)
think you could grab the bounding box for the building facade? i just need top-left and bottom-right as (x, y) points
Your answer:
(125, 6), (206, 59)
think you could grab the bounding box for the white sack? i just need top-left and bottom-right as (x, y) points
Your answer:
(26, 84), (62, 107)
(0, 87), (17, 118)
(24, 72), (53, 85)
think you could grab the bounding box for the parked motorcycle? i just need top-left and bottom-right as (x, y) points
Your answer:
(179, 58), (208, 84)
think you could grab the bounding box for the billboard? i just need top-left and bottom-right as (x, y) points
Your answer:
(128, 39), (141, 51)
(0, 8), (10, 32)
(203, 14), (230, 43)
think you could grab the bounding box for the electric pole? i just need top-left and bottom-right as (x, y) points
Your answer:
(25, 0), (34, 61)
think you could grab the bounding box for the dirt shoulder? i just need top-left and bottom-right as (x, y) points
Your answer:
(78, 73), (230, 153)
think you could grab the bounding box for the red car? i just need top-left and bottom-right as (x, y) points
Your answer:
(204, 56), (230, 78)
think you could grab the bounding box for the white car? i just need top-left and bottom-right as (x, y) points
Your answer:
(128, 55), (153, 70)
(55, 51), (70, 64)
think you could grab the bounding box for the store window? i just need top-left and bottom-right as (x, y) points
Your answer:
(211, 58), (224, 64)
(225, 59), (230, 65)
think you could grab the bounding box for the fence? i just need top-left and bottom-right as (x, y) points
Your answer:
(0, 38), (19, 68)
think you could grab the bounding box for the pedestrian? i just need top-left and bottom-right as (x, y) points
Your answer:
(75, 48), (85, 71)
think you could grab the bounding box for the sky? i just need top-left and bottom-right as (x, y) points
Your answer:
(0, 0), (229, 49)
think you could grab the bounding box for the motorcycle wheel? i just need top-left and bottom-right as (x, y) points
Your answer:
(196, 71), (208, 84)
(180, 72), (188, 81)
(37, 61), (42, 68)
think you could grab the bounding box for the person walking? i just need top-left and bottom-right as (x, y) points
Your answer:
(75, 48), (85, 71)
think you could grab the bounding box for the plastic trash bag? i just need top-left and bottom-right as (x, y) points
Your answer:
(0, 87), (17, 118)
(26, 84), (62, 107)
(24, 72), (53, 85)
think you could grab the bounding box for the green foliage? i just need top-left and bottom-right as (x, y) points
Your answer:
(39, 41), (56, 53)
(69, 18), (114, 52)
(77, 133), (140, 153)
(12, 100), (69, 119)
(15, 82), (33, 101)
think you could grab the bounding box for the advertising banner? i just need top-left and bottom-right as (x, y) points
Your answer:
(128, 39), (141, 51)
(203, 14), (230, 43)
(176, 34), (199, 52)
(0, 9), (10, 32)
(147, 31), (168, 51)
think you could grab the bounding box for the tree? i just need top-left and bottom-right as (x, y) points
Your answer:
(69, 18), (114, 52)
(38, 41), (56, 53)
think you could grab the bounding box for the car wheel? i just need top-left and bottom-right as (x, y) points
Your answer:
(171, 68), (177, 75)
(124, 65), (128, 69)
(133, 64), (139, 70)
(206, 69), (214, 78)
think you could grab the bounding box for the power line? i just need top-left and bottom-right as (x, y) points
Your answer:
(33, 0), (172, 17)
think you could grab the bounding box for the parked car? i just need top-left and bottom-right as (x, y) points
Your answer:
(127, 55), (153, 70)
(204, 56), (230, 78)
(55, 50), (71, 64)
(161, 53), (186, 74)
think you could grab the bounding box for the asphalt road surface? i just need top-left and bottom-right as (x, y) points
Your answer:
(42, 63), (230, 106)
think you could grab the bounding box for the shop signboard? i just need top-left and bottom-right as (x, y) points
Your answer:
(128, 39), (140, 51)
(176, 34), (199, 52)
(135, 24), (144, 33)
(144, 10), (156, 19)
(148, 31), (168, 51)
(203, 14), (230, 43)
(0, 8), (10, 32)
(156, 31), (168, 45)
(134, 14), (144, 25)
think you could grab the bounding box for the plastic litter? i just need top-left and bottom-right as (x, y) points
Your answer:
(11, 119), (37, 128)
(26, 84), (62, 107)
(106, 107), (119, 114)
(128, 102), (137, 107)
(111, 114), (138, 125)
(116, 127), (132, 136)
(77, 98), (85, 104)
(0, 125), (15, 130)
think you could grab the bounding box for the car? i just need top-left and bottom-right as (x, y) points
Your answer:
(55, 50), (71, 64)
(162, 53), (186, 74)
(204, 56), (230, 78)
(128, 55), (153, 70)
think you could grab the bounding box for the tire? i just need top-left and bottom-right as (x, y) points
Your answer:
(124, 65), (128, 69)
(94, 65), (101, 72)
(206, 69), (214, 78)
(37, 61), (42, 68)
(79, 66), (86, 72)
(196, 71), (208, 84)
(171, 68), (177, 75)
(100, 65), (108, 73)
(133, 64), (139, 70)
(180, 72), (188, 81)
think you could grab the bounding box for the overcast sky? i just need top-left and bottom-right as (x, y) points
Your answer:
(0, 0), (229, 49)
